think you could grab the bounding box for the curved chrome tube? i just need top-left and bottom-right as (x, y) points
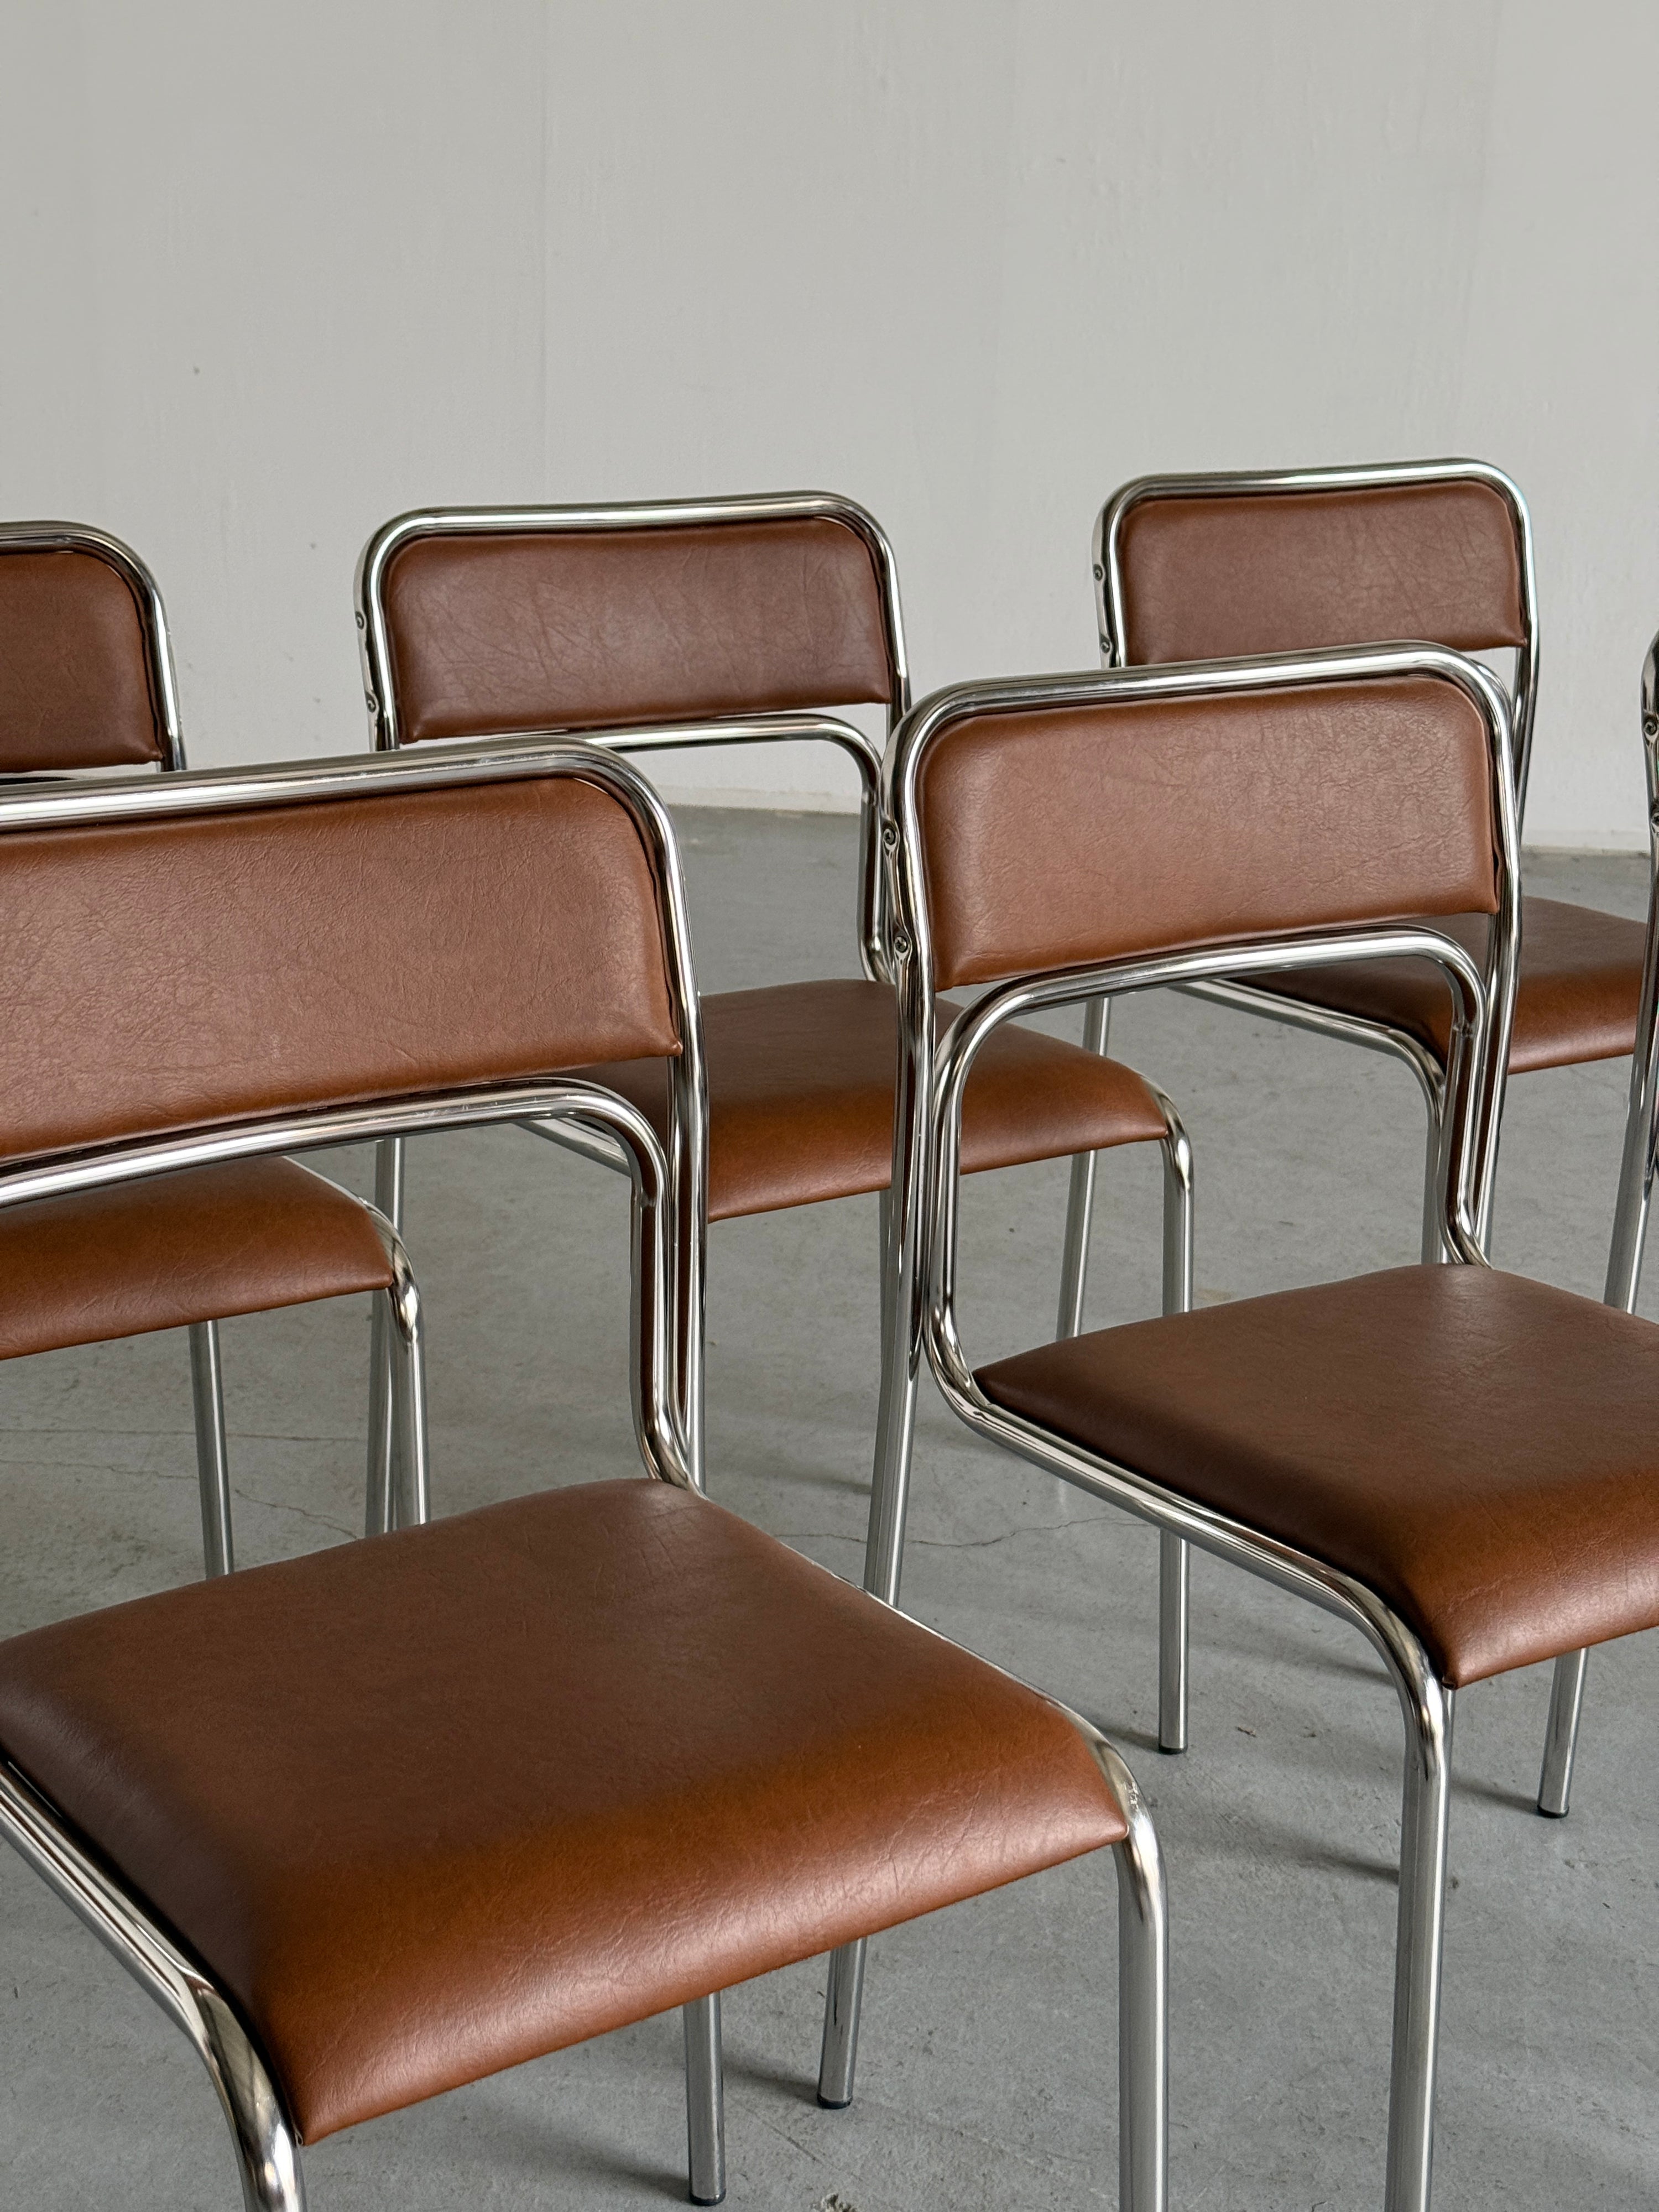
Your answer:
(1093, 457), (1540, 813)
(0, 1759), (305, 2211)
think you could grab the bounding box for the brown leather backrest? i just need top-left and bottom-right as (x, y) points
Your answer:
(0, 547), (169, 770)
(916, 675), (1500, 990)
(379, 515), (896, 742)
(1114, 481), (1527, 667)
(0, 773), (679, 1165)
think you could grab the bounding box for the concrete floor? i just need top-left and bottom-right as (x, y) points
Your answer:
(1, 811), (1656, 2211)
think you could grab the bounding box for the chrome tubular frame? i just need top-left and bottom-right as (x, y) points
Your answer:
(851, 645), (1518, 2212)
(1549, 628), (1659, 1820)
(0, 1755), (305, 2211)
(355, 492), (909, 1502)
(1088, 457), (1537, 1271)
(0, 740), (714, 2206)
(1601, 632), (1659, 1317)
(863, 644), (1517, 1621)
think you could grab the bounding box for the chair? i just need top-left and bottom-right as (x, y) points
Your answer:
(0, 521), (415, 1573)
(864, 641), (1659, 2210)
(1093, 458), (1651, 1813)
(1602, 627), (1659, 1314)
(0, 736), (1168, 2211)
(354, 491), (1192, 1519)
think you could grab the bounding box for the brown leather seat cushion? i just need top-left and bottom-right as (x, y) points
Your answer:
(0, 1480), (1126, 2141)
(978, 1264), (1659, 1688)
(575, 977), (1170, 1219)
(0, 1158), (393, 1360)
(1263, 897), (1646, 1073)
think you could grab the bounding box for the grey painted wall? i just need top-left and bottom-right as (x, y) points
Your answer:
(4, 2), (1654, 839)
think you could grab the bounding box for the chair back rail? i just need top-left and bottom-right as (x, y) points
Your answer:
(0, 738), (695, 1167)
(356, 493), (909, 980)
(884, 647), (1520, 1297)
(1095, 461), (1538, 812)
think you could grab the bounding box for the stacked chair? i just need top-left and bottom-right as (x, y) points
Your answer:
(0, 734), (1166, 2211)
(0, 523), (421, 1573)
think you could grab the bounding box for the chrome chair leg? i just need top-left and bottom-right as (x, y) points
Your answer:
(189, 1319), (234, 1577)
(365, 1138), (408, 1537)
(863, 1214), (920, 1611)
(1537, 1648), (1588, 1818)
(1605, 1055), (1656, 1316)
(823, 1190), (917, 2114)
(365, 1300), (393, 1536)
(1418, 1069), (1449, 1265)
(1544, 1018), (1659, 1811)
(364, 1180), (428, 1536)
(382, 1264), (430, 1533)
(1056, 997), (1112, 1339)
(1384, 1670), (1455, 2212)
(0, 1759), (307, 2211)
(683, 1991), (726, 2205)
(1155, 1099), (1194, 1752)
(1098, 1739), (1169, 2212)
(816, 1934), (864, 2108)
(877, 1183), (895, 1344)
(1157, 1534), (1188, 1755)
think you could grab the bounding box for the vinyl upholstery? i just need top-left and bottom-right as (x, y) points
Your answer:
(1113, 480), (1526, 666)
(915, 678), (1500, 990)
(0, 1479), (1129, 2140)
(0, 1160), (394, 1360)
(979, 1264), (1659, 1687)
(1264, 896), (1646, 1073)
(574, 978), (1172, 1219)
(0, 547), (166, 770)
(0, 775), (679, 1164)
(380, 517), (894, 740)
(1110, 476), (1649, 1077)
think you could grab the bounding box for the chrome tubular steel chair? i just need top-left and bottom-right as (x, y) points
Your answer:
(1603, 629), (1659, 1311)
(1094, 459), (1651, 1814)
(0, 521), (415, 1573)
(0, 739), (1167, 2212)
(354, 491), (1191, 1516)
(868, 645), (1659, 2210)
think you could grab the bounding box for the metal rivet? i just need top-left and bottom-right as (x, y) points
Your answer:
(364, 692), (377, 712)
(1646, 716), (1658, 740)
(881, 823), (898, 851)
(891, 930), (912, 959)
(1093, 565), (1104, 580)
(355, 612), (366, 630)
